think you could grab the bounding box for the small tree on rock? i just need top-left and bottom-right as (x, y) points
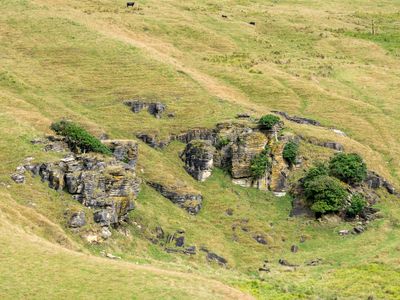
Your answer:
(329, 153), (367, 185)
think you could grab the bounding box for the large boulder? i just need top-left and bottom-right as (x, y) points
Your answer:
(181, 140), (215, 181)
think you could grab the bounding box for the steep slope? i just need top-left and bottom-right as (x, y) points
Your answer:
(1, 0), (400, 299)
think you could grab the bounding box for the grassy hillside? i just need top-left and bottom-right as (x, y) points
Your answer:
(1, 0), (400, 299)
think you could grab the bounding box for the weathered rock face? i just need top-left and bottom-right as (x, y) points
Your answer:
(68, 211), (86, 228)
(124, 100), (166, 118)
(272, 111), (321, 126)
(25, 153), (140, 227)
(31, 135), (70, 152)
(364, 171), (396, 195)
(231, 131), (267, 179)
(172, 128), (217, 145)
(102, 140), (138, 166)
(181, 140), (215, 182)
(147, 182), (202, 215)
(136, 133), (170, 149)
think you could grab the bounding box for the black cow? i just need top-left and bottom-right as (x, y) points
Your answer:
(249, 21), (256, 26)
(221, 15), (228, 18)
(127, 2), (135, 7)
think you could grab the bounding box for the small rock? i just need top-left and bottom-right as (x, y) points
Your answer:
(183, 246), (196, 255)
(207, 252), (228, 267)
(306, 258), (322, 266)
(291, 245), (298, 253)
(339, 229), (350, 236)
(175, 236), (185, 247)
(353, 226), (364, 234)
(225, 208), (234, 216)
(254, 235), (267, 245)
(106, 253), (121, 260)
(84, 234), (100, 244)
(279, 259), (298, 267)
(68, 211), (86, 228)
(11, 173), (25, 184)
(101, 227), (112, 239)
(258, 267), (270, 272)
(155, 226), (164, 239)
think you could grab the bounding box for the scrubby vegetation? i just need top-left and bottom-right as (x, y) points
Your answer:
(250, 149), (271, 179)
(304, 174), (348, 214)
(258, 114), (280, 130)
(282, 141), (299, 166)
(51, 120), (112, 155)
(329, 153), (367, 184)
(346, 193), (367, 217)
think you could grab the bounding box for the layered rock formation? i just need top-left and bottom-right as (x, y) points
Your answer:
(124, 100), (166, 118)
(181, 140), (215, 182)
(147, 182), (202, 215)
(28, 154), (140, 227)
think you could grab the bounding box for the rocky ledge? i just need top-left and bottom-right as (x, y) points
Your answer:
(124, 100), (167, 119)
(147, 182), (202, 215)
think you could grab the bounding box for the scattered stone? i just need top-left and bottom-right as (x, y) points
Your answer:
(183, 246), (196, 255)
(353, 226), (364, 234)
(258, 267), (270, 272)
(68, 211), (86, 228)
(339, 229), (350, 236)
(236, 113), (251, 119)
(207, 252), (228, 267)
(332, 129), (346, 137)
(105, 253), (121, 260)
(155, 226), (164, 239)
(225, 208), (234, 216)
(175, 236), (185, 247)
(84, 233), (100, 244)
(279, 259), (298, 267)
(291, 245), (298, 253)
(11, 173), (25, 184)
(306, 258), (322, 266)
(181, 140), (215, 181)
(101, 227), (112, 240)
(254, 235), (267, 245)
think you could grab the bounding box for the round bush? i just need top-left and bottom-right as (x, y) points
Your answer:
(258, 114), (280, 130)
(282, 141), (299, 166)
(329, 153), (367, 184)
(346, 194), (366, 217)
(304, 175), (348, 214)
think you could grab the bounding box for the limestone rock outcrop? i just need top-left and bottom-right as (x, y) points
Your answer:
(124, 100), (166, 118)
(147, 182), (202, 214)
(181, 140), (215, 182)
(28, 154), (139, 227)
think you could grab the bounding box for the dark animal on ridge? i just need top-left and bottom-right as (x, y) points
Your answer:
(127, 2), (135, 7)
(249, 21), (256, 26)
(222, 15), (228, 18)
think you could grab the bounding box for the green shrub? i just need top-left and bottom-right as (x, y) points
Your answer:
(215, 136), (230, 149)
(302, 163), (329, 186)
(258, 114), (280, 130)
(51, 120), (112, 155)
(282, 141), (299, 166)
(304, 175), (348, 214)
(329, 153), (367, 184)
(250, 151), (271, 179)
(346, 194), (366, 217)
